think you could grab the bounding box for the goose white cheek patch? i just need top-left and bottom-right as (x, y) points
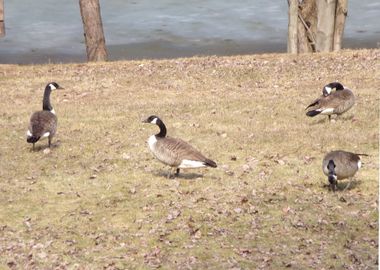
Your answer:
(324, 86), (332, 94)
(26, 130), (32, 137)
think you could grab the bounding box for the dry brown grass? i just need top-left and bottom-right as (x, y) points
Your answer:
(0, 49), (378, 269)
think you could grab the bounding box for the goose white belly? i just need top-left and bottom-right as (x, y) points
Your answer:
(178, 159), (206, 168)
(319, 108), (334, 115)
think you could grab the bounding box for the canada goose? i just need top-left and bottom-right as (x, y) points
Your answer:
(322, 150), (366, 191)
(26, 82), (63, 150)
(142, 115), (217, 178)
(306, 82), (355, 121)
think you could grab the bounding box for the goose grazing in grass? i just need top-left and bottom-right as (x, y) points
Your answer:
(306, 82), (355, 121)
(322, 150), (367, 191)
(26, 82), (63, 150)
(142, 115), (217, 178)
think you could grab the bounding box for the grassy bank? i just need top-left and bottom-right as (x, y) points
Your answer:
(0, 49), (378, 269)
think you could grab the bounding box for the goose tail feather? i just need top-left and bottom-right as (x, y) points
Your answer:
(204, 159), (217, 168)
(306, 110), (321, 117)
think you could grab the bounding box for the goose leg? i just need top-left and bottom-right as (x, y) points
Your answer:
(167, 168), (177, 179)
(32, 143), (35, 151)
(328, 115), (331, 122)
(48, 136), (52, 148)
(343, 178), (353, 191)
(175, 168), (180, 177)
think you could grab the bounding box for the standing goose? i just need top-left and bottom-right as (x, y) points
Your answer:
(306, 82), (355, 121)
(26, 82), (63, 150)
(322, 150), (366, 191)
(142, 115), (217, 178)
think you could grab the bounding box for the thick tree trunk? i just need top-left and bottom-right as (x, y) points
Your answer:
(297, 17), (312, 53)
(315, 0), (337, 52)
(297, 0), (317, 53)
(79, 0), (107, 61)
(290, 0), (347, 53)
(333, 0), (348, 51)
(287, 0), (298, 53)
(0, 0), (5, 37)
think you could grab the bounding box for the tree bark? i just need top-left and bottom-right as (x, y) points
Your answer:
(333, 0), (348, 51)
(287, 0), (298, 53)
(0, 0), (5, 37)
(315, 0), (337, 52)
(79, 0), (107, 61)
(297, 0), (317, 53)
(297, 16), (312, 53)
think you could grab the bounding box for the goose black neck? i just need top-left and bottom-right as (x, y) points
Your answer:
(156, 119), (167, 137)
(327, 160), (336, 175)
(329, 82), (344, 91)
(42, 85), (53, 111)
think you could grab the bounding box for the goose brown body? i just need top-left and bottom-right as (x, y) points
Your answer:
(306, 82), (355, 119)
(28, 111), (57, 143)
(143, 115), (217, 177)
(26, 82), (63, 149)
(149, 135), (217, 168)
(322, 150), (361, 180)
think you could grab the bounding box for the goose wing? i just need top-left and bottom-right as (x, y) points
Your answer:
(154, 137), (211, 166)
(29, 110), (57, 138)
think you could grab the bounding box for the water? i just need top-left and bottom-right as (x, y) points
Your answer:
(0, 0), (379, 64)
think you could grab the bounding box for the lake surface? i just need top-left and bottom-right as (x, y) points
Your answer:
(0, 0), (379, 64)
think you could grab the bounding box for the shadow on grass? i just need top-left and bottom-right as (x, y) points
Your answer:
(307, 113), (355, 126)
(322, 179), (362, 192)
(28, 141), (61, 152)
(308, 117), (329, 125)
(153, 170), (204, 180)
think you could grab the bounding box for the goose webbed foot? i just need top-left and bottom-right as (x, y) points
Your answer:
(167, 168), (180, 179)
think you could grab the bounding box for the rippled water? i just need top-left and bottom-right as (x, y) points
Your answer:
(0, 0), (378, 63)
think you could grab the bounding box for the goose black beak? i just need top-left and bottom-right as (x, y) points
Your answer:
(142, 119), (149, 123)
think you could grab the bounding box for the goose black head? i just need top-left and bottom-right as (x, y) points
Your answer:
(47, 82), (64, 91)
(142, 115), (161, 124)
(142, 115), (167, 137)
(322, 82), (344, 96)
(327, 159), (337, 191)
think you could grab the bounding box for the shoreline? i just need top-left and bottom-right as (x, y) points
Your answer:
(0, 37), (378, 65)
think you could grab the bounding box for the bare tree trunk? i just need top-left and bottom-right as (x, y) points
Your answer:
(333, 0), (348, 51)
(297, 0), (317, 53)
(315, 0), (337, 52)
(287, 0), (298, 53)
(297, 17), (311, 53)
(0, 0), (5, 37)
(79, 0), (107, 61)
